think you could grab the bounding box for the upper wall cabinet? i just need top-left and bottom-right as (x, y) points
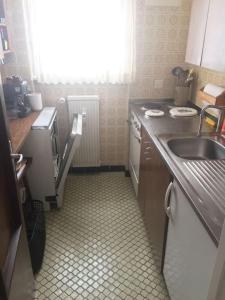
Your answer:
(185, 0), (210, 66)
(201, 0), (225, 72)
(186, 0), (225, 72)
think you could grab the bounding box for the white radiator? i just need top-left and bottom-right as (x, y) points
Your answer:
(67, 95), (100, 167)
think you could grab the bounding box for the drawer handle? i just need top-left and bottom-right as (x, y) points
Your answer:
(164, 182), (173, 218)
(145, 157), (151, 161)
(145, 147), (152, 150)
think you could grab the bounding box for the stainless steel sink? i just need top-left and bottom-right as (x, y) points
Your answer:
(167, 137), (225, 160)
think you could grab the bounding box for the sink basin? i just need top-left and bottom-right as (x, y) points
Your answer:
(167, 137), (225, 160)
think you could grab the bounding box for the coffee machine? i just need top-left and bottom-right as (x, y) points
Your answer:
(3, 75), (31, 118)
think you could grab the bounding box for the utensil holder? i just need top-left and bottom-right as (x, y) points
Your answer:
(174, 86), (190, 106)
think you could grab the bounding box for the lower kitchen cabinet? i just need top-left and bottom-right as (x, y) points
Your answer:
(163, 180), (217, 300)
(138, 126), (171, 268)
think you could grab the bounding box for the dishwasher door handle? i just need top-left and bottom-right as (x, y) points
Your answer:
(164, 182), (173, 218)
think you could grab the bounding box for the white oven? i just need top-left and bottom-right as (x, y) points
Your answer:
(129, 111), (141, 195)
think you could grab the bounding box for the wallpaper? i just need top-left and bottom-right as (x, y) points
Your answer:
(2, 0), (192, 166)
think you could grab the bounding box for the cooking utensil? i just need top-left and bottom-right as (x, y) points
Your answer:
(171, 66), (185, 77)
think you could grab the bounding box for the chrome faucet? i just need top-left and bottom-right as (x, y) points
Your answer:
(197, 104), (225, 137)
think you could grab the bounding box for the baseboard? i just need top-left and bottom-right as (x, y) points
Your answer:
(69, 165), (126, 174)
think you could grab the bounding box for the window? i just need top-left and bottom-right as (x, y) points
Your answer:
(23, 0), (136, 84)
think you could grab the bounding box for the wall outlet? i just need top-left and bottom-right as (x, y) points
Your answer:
(154, 79), (164, 89)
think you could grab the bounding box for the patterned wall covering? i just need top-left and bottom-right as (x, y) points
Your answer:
(1, 0), (192, 166)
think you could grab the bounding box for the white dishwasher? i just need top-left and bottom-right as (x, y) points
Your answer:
(22, 107), (82, 210)
(163, 180), (217, 300)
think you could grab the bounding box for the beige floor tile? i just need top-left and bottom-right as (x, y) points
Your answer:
(33, 172), (169, 299)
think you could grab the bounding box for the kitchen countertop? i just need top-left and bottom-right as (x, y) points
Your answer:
(9, 112), (40, 153)
(130, 99), (224, 246)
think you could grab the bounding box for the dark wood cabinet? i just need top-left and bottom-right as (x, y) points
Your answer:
(0, 77), (33, 299)
(138, 126), (171, 268)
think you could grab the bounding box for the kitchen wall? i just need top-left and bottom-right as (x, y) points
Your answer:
(1, 0), (192, 166)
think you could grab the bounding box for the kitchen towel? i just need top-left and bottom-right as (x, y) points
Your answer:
(204, 84), (225, 98)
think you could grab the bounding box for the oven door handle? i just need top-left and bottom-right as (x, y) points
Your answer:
(131, 127), (141, 143)
(133, 133), (141, 143)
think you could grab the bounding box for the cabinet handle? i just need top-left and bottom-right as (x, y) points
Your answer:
(11, 153), (23, 165)
(164, 182), (173, 218)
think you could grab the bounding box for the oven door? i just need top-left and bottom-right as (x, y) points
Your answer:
(129, 125), (141, 195)
(56, 113), (82, 207)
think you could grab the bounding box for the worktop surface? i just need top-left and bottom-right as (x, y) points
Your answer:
(130, 99), (224, 245)
(9, 112), (40, 153)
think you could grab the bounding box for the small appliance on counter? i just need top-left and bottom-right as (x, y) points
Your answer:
(3, 75), (31, 119)
(27, 93), (43, 111)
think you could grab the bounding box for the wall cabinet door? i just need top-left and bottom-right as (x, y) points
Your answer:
(201, 0), (225, 72)
(185, 0), (210, 66)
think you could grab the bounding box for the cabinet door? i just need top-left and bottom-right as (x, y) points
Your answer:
(163, 181), (217, 300)
(202, 0), (225, 71)
(185, 0), (210, 65)
(0, 77), (33, 299)
(138, 127), (152, 213)
(138, 127), (170, 268)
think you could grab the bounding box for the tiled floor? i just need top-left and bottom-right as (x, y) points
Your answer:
(34, 172), (169, 299)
